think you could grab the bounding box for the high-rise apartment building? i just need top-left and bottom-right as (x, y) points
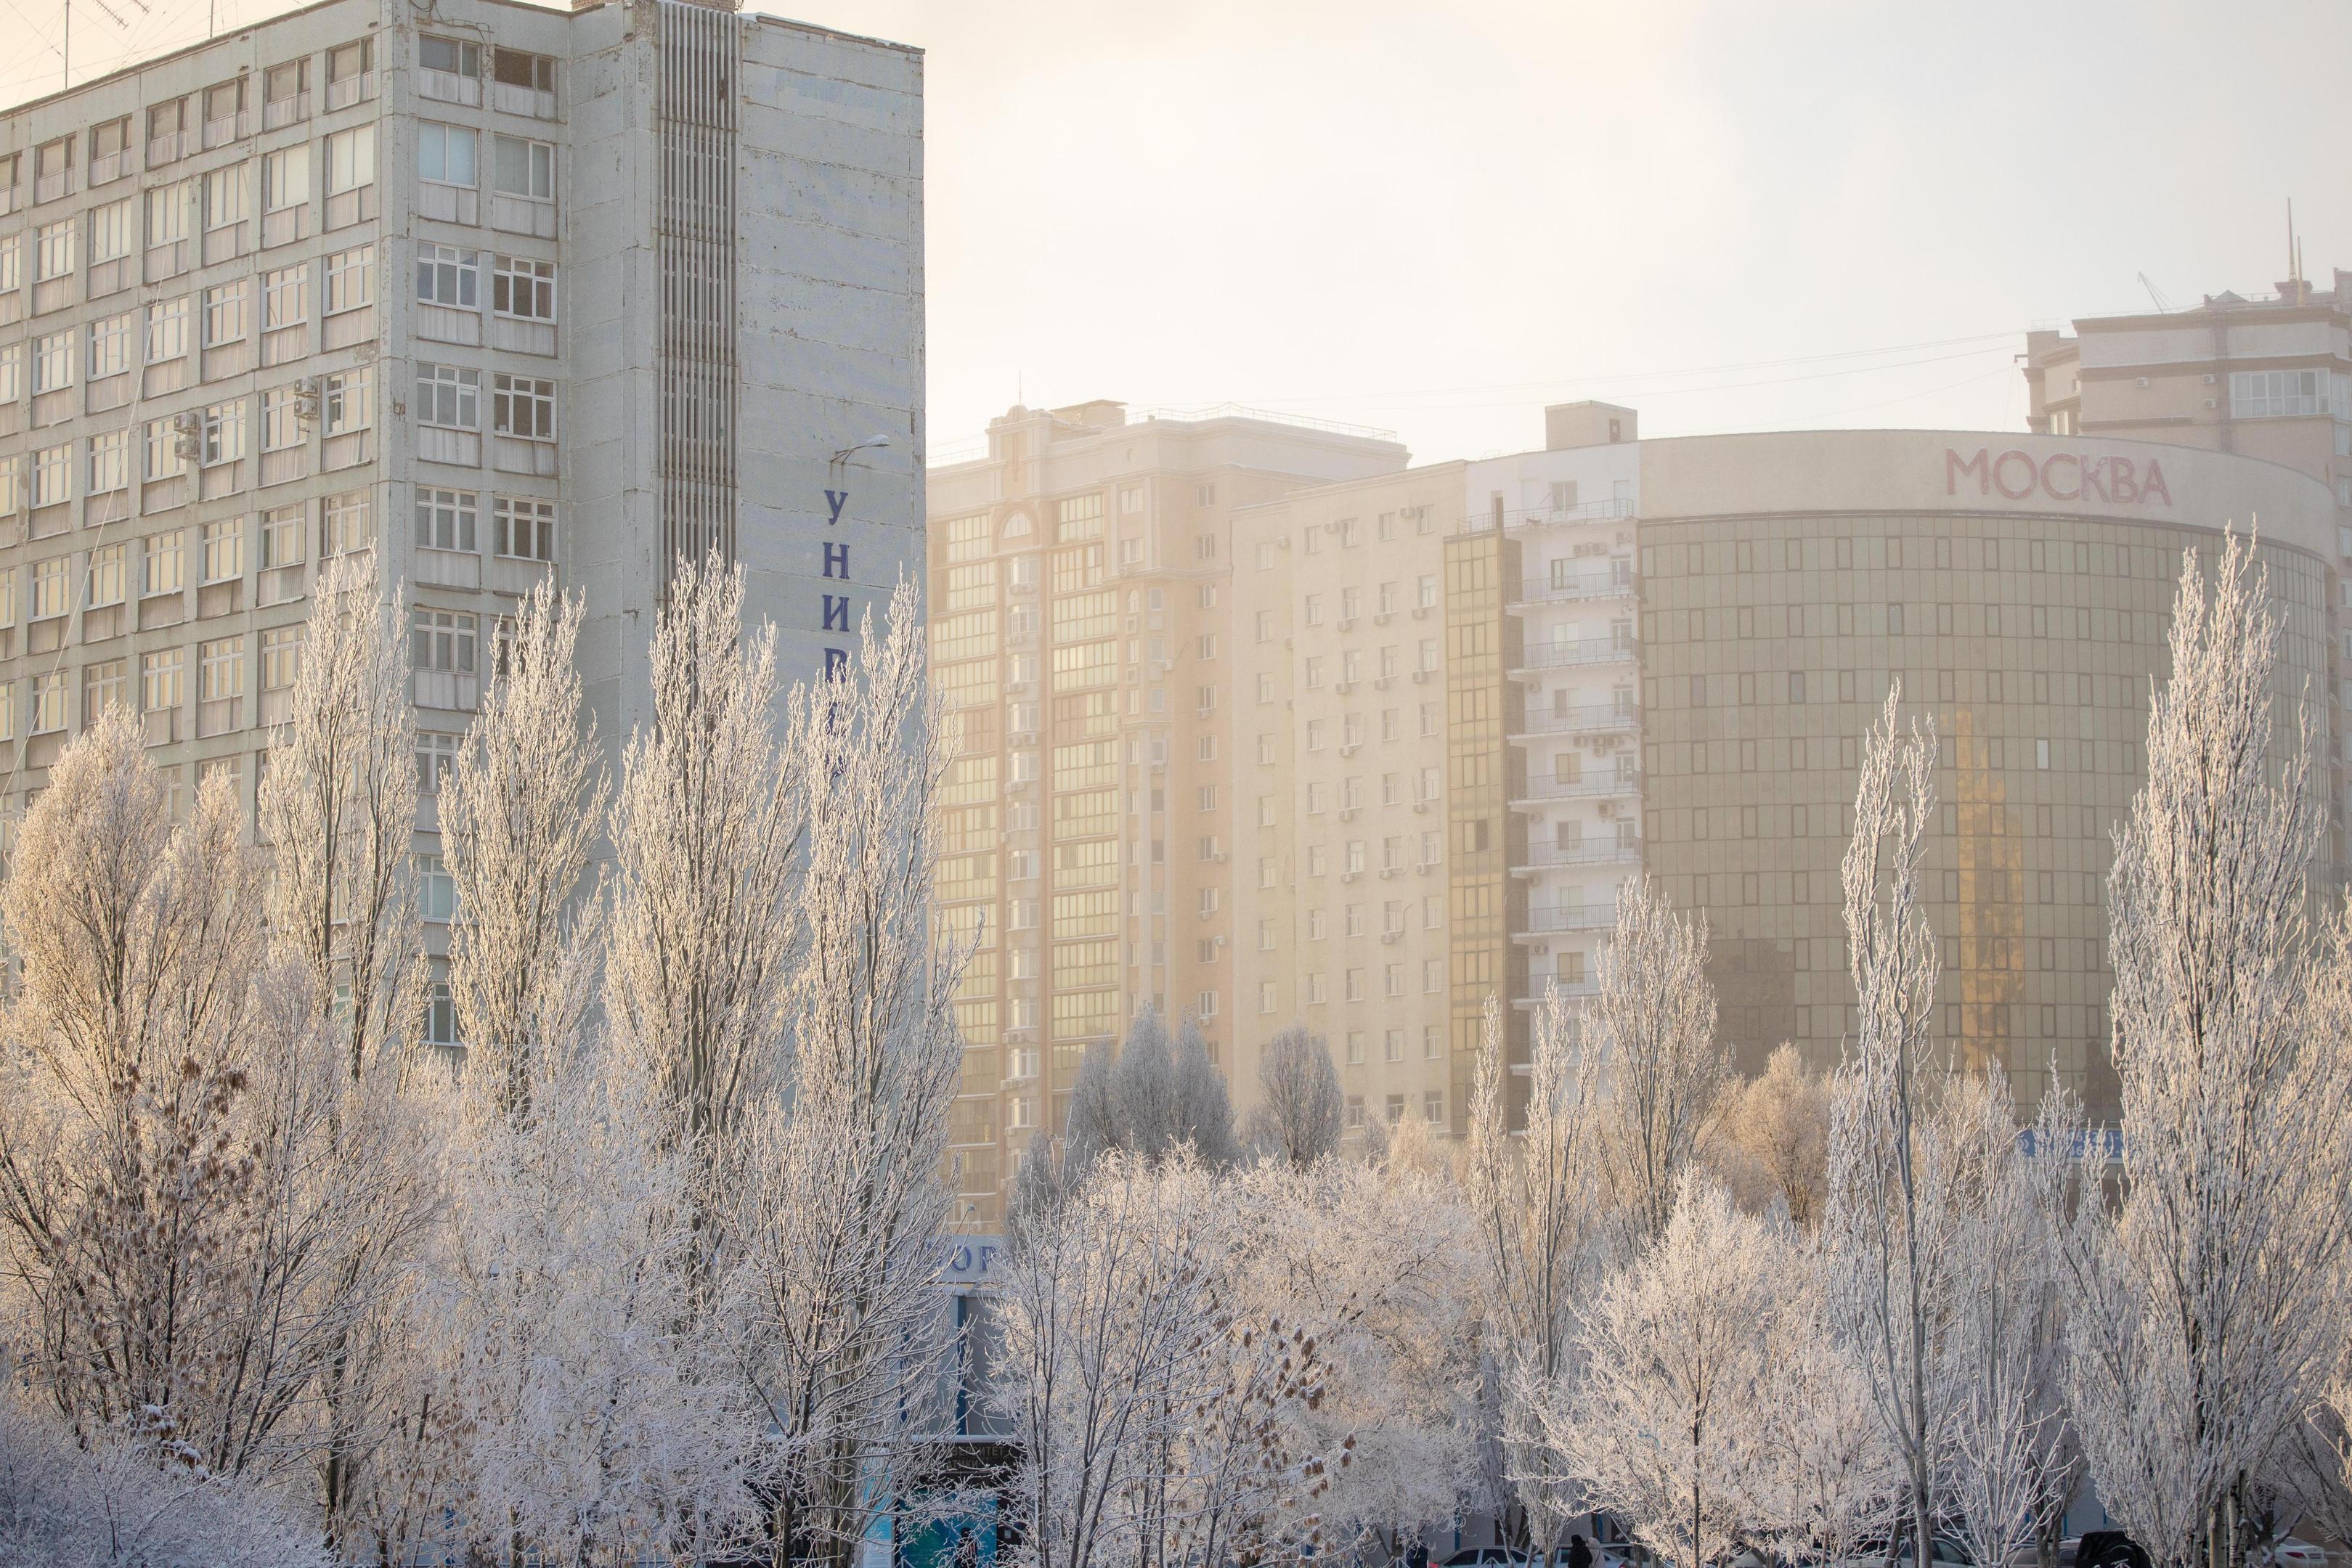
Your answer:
(937, 398), (2339, 1197)
(924, 401), (1407, 1223)
(0, 0), (924, 1035)
(2024, 272), (2352, 873)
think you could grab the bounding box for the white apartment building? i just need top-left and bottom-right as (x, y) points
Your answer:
(0, 0), (924, 1033)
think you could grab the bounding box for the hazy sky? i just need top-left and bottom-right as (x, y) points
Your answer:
(12, 0), (2347, 465)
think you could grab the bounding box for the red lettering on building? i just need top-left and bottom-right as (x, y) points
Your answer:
(1938, 448), (2169, 509)
(1994, 449), (2038, 499)
(1947, 448), (1990, 496)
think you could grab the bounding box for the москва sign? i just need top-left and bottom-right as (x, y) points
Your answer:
(1947, 447), (2174, 508)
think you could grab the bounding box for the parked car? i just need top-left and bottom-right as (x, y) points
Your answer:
(2255, 1538), (2327, 1568)
(1440, 1550), (1534, 1567)
(2076, 1532), (2152, 1568)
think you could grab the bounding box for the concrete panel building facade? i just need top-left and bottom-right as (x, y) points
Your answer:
(0, 0), (924, 1035)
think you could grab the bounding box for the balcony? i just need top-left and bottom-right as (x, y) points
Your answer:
(1510, 634), (1639, 674)
(1510, 768), (1643, 807)
(1510, 568), (1636, 609)
(1510, 700), (1638, 740)
(1513, 839), (1643, 875)
(1511, 979), (1600, 1010)
(1457, 497), (1635, 536)
(1518, 904), (1616, 936)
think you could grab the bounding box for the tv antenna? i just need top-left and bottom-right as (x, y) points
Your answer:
(2137, 273), (2173, 314)
(62, 0), (151, 90)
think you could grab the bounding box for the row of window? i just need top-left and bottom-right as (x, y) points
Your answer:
(0, 491), (372, 621)
(0, 372), (373, 507)
(1269, 960), (1447, 1010)
(0, 119), (560, 296)
(1258, 704), (1441, 755)
(415, 364), (558, 440)
(1, 246), (375, 386)
(1, 33), (564, 211)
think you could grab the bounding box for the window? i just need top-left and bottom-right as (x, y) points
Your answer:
(492, 255), (555, 319)
(30, 556), (69, 618)
(417, 731), (460, 794)
(33, 135), (71, 198)
(261, 624), (301, 701)
(33, 331), (74, 393)
(198, 637), (245, 711)
(492, 134), (555, 200)
(34, 220), (76, 280)
(145, 531), (184, 595)
(326, 38), (375, 105)
(264, 59), (309, 123)
(200, 401), (246, 466)
(200, 518), (243, 582)
(325, 126), (377, 195)
(203, 280), (249, 347)
(30, 671), (68, 735)
(322, 367), (373, 434)
(261, 386), (303, 453)
(425, 982), (460, 1048)
(416, 363), (481, 428)
(147, 99), (190, 162)
(202, 163), (249, 229)
(262, 144), (309, 214)
(264, 263), (308, 328)
(84, 545), (127, 612)
(0, 234), (18, 295)
(417, 123), (478, 187)
(493, 374), (555, 439)
(2230, 369), (2342, 420)
(31, 444), (70, 507)
(493, 495), (556, 560)
(146, 296), (191, 362)
(88, 311), (133, 378)
(84, 659), (128, 720)
(145, 420), (188, 481)
(261, 505), (304, 568)
(145, 181), (192, 248)
(411, 608), (478, 674)
(494, 46), (558, 101)
(202, 78), (245, 138)
(325, 245), (374, 313)
(416, 243), (479, 308)
(87, 430), (129, 494)
(420, 35), (481, 79)
(141, 649), (184, 714)
(416, 488), (479, 552)
(89, 116), (131, 181)
(88, 197), (134, 264)
(322, 489), (373, 555)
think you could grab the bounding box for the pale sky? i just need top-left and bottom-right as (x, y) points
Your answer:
(12, 0), (2346, 465)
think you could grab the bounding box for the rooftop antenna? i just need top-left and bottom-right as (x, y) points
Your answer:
(2288, 198), (2300, 300)
(2138, 272), (2173, 313)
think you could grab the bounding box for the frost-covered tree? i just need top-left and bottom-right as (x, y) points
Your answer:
(1062, 1005), (1238, 1178)
(1539, 1175), (1789, 1568)
(1248, 1024), (1345, 1169)
(1587, 877), (1725, 1245)
(0, 721), (285, 1468)
(605, 551), (804, 1196)
(256, 550), (424, 1085)
(997, 1154), (1344, 1568)
(439, 575), (605, 1127)
(2049, 536), (2352, 1568)
(1713, 1042), (1829, 1228)
(1824, 685), (1953, 1568)
(1232, 1154), (1478, 1558)
(1749, 1249), (1904, 1568)
(1941, 1074), (2076, 1568)
(251, 550), (441, 1551)
(1469, 989), (1606, 1561)
(717, 583), (967, 1568)
(432, 1049), (760, 1568)
(0, 1384), (331, 1568)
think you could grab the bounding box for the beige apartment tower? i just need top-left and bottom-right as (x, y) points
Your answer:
(924, 401), (1404, 1225)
